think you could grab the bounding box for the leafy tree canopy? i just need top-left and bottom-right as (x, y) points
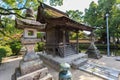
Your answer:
(84, 0), (120, 43)
(66, 10), (83, 23)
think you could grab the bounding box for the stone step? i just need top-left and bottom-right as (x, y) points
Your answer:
(39, 73), (54, 80)
(64, 51), (75, 57)
(64, 46), (77, 57)
(17, 67), (49, 80)
(71, 58), (88, 69)
(58, 45), (77, 57)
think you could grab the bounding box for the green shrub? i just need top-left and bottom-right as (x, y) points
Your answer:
(0, 46), (13, 57)
(79, 43), (90, 49)
(37, 32), (42, 38)
(35, 42), (45, 52)
(79, 43), (119, 49)
(9, 41), (22, 55)
(0, 46), (13, 62)
(117, 44), (120, 49)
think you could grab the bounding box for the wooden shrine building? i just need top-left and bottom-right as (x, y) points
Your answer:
(37, 3), (94, 57)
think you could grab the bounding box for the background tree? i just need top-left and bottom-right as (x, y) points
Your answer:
(84, 0), (120, 43)
(66, 10), (83, 23)
(84, 1), (98, 27)
(109, 0), (120, 43)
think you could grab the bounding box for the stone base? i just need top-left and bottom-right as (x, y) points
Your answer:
(86, 49), (102, 59)
(86, 42), (102, 59)
(37, 52), (88, 71)
(20, 59), (43, 75)
(71, 58), (88, 69)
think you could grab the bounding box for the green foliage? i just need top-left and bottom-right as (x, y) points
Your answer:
(79, 43), (120, 56)
(79, 43), (90, 49)
(35, 42), (45, 52)
(9, 41), (22, 55)
(66, 10), (83, 23)
(70, 32), (87, 40)
(116, 0), (120, 3)
(84, 0), (120, 43)
(49, 0), (63, 6)
(79, 43), (120, 49)
(0, 46), (12, 62)
(84, 1), (99, 27)
(37, 32), (42, 38)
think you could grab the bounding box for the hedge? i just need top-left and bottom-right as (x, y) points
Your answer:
(79, 43), (120, 49)
(0, 46), (13, 62)
(9, 41), (22, 55)
(35, 42), (45, 52)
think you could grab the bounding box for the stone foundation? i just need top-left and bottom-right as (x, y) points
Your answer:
(37, 52), (88, 70)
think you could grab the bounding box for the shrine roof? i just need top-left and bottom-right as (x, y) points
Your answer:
(39, 2), (68, 18)
(45, 16), (94, 31)
(37, 3), (94, 31)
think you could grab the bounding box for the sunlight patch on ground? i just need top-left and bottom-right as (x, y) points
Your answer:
(79, 75), (102, 80)
(88, 59), (106, 66)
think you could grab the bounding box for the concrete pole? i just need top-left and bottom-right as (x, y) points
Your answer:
(106, 13), (110, 56)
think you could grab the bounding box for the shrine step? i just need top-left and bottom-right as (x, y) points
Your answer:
(39, 74), (54, 80)
(71, 58), (88, 69)
(64, 45), (77, 57)
(79, 62), (120, 80)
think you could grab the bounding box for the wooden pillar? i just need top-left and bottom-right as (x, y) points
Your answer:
(63, 30), (66, 56)
(76, 31), (79, 54)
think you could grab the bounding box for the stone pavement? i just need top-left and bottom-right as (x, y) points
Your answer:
(88, 55), (120, 70)
(0, 55), (120, 80)
(0, 57), (22, 80)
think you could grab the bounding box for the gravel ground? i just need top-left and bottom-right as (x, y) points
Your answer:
(0, 55), (120, 80)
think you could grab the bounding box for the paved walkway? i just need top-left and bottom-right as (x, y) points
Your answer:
(0, 55), (120, 80)
(0, 57), (22, 80)
(88, 55), (120, 70)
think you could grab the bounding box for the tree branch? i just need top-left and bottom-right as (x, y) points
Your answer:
(0, 6), (27, 18)
(0, 12), (25, 18)
(0, 7), (27, 11)
(8, 7), (27, 10)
